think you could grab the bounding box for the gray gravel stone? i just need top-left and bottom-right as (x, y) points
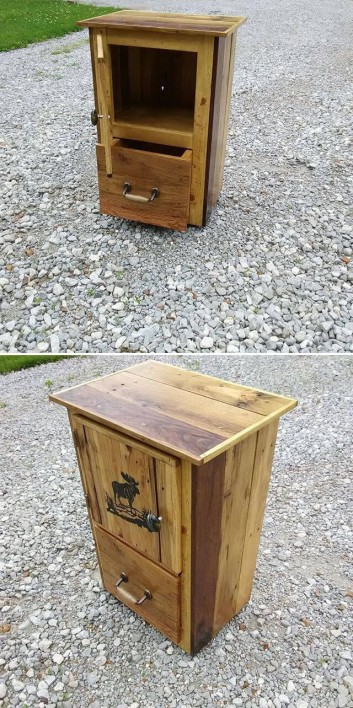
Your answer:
(0, 354), (352, 707)
(0, 0), (352, 353)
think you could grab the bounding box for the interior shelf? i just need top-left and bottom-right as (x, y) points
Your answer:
(112, 105), (194, 149)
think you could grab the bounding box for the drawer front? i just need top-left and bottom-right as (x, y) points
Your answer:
(95, 524), (181, 643)
(97, 141), (192, 231)
(72, 416), (182, 573)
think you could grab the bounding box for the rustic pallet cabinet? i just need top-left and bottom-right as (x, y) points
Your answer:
(77, 11), (246, 230)
(50, 361), (296, 654)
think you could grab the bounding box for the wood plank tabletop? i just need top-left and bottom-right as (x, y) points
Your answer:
(77, 11), (246, 36)
(50, 361), (297, 465)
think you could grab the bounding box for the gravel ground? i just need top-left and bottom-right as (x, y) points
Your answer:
(0, 0), (352, 354)
(1, 354), (352, 707)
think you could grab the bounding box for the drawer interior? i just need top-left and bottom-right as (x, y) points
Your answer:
(95, 524), (181, 643)
(116, 138), (189, 158)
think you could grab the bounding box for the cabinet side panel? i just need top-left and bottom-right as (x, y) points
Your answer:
(213, 434), (257, 633)
(179, 460), (192, 653)
(189, 35), (215, 226)
(190, 454), (226, 654)
(203, 31), (237, 223)
(236, 420), (279, 612)
(202, 35), (227, 223)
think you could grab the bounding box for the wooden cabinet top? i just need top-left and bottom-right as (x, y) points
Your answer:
(50, 361), (296, 465)
(77, 10), (246, 37)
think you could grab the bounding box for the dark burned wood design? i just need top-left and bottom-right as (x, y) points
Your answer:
(105, 473), (161, 533)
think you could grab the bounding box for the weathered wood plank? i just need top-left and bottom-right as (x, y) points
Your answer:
(90, 372), (263, 438)
(78, 11), (246, 37)
(50, 384), (226, 464)
(191, 454), (226, 653)
(236, 420), (279, 612)
(94, 524), (181, 643)
(128, 359), (292, 416)
(84, 426), (161, 563)
(213, 435), (257, 633)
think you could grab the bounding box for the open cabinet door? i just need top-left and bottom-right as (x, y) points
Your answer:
(92, 29), (113, 175)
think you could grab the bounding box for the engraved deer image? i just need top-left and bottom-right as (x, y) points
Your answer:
(112, 473), (140, 513)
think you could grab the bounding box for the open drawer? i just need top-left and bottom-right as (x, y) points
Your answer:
(96, 139), (192, 231)
(95, 524), (181, 643)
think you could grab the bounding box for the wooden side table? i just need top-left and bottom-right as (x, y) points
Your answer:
(78, 11), (246, 230)
(50, 361), (297, 654)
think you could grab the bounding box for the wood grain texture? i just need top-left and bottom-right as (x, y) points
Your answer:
(50, 383), (226, 464)
(203, 33), (235, 221)
(84, 425), (161, 563)
(213, 435), (257, 633)
(78, 10), (246, 36)
(50, 361), (297, 465)
(89, 30), (101, 144)
(155, 459), (182, 574)
(96, 141), (192, 231)
(69, 415), (102, 526)
(94, 30), (113, 175)
(127, 360), (294, 416)
(236, 420), (279, 612)
(94, 524), (181, 643)
(90, 372), (263, 439)
(191, 454), (226, 653)
(189, 35), (214, 226)
(179, 460), (192, 653)
(73, 414), (177, 465)
(112, 107), (194, 149)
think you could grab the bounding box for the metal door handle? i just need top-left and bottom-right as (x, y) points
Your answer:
(123, 182), (159, 203)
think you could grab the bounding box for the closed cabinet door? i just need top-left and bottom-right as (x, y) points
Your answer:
(72, 416), (181, 574)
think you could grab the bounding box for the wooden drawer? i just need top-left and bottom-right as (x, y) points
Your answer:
(71, 415), (182, 574)
(96, 139), (192, 231)
(95, 524), (181, 643)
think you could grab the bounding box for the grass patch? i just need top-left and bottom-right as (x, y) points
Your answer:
(0, 0), (119, 52)
(0, 355), (73, 375)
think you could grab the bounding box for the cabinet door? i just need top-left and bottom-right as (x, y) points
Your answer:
(71, 416), (181, 574)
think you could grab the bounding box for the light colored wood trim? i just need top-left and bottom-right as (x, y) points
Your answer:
(96, 32), (104, 60)
(72, 413), (178, 465)
(198, 403), (297, 465)
(235, 420), (279, 612)
(112, 114), (193, 149)
(189, 35), (215, 225)
(94, 29), (113, 175)
(106, 29), (199, 52)
(178, 460), (192, 653)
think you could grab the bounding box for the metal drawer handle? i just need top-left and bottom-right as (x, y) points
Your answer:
(115, 571), (128, 588)
(123, 182), (159, 203)
(115, 573), (152, 605)
(135, 590), (152, 605)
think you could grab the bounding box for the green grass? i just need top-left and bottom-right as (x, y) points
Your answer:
(0, 0), (120, 52)
(0, 355), (73, 374)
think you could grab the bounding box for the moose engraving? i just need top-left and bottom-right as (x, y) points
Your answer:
(112, 473), (140, 513)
